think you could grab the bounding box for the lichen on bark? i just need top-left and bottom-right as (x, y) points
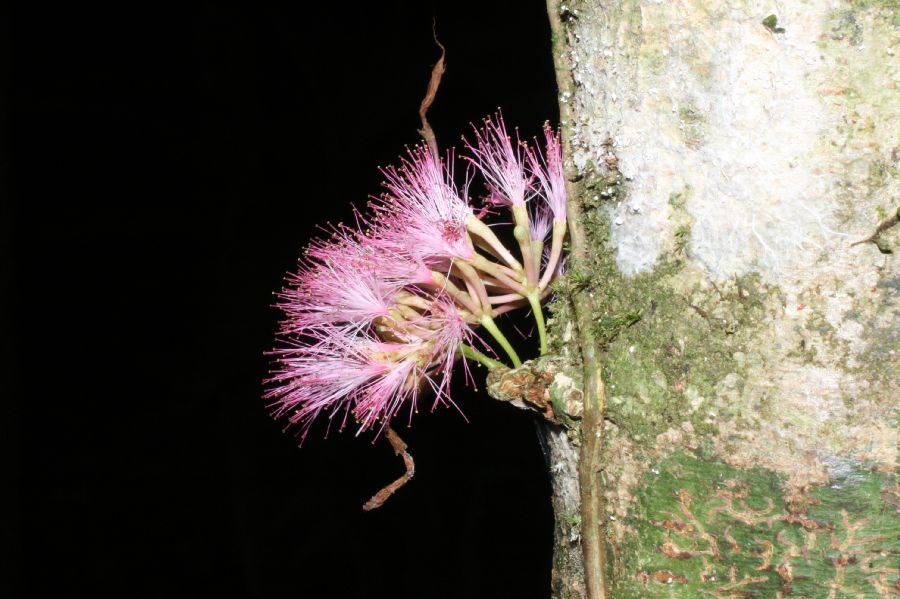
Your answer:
(533, 0), (900, 595)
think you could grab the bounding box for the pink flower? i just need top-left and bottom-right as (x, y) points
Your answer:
(408, 297), (476, 402)
(367, 146), (475, 268)
(266, 327), (393, 439)
(354, 301), (473, 431)
(464, 113), (531, 208)
(266, 113), (568, 441)
(530, 202), (552, 242)
(527, 125), (566, 224)
(267, 296), (473, 439)
(277, 237), (398, 335)
(346, 339), (428, 433)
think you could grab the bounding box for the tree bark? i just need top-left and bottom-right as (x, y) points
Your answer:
(534, 0), (899, 596)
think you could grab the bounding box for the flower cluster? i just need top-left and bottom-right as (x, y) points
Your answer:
(266, 115), (567, 440)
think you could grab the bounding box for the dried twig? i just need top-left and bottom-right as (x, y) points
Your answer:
(362, 26), (444, 514)
(417, 24), (446, 157)
(850, 206), (898, 254)
(362, 426), (415, 511)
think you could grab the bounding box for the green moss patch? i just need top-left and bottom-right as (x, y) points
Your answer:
(612, 450), (899, 597)
(558, 168), (778, 444)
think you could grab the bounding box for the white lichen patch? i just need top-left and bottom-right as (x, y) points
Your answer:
(696, 258), (898, 486)
(564, 0), (898, 283)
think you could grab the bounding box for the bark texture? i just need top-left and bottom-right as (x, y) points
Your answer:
(534, 0), (898, 596)
(544, 423), (589, 597)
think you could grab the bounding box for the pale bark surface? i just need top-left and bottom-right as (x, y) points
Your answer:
(495, 1), (899, 596)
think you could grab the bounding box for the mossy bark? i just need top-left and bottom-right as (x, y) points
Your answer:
(536, 0), (899, 596)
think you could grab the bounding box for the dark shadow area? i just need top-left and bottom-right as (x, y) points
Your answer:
(10, 3), (560, 597)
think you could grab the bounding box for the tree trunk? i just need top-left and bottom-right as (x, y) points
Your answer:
(518, 1), (899, 596)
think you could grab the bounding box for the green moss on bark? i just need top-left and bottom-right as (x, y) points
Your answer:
(612, 451), (899, 597)
(559, 167), (779, 447)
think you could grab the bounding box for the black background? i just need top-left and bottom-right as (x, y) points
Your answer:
(9, 3), (560, 597)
